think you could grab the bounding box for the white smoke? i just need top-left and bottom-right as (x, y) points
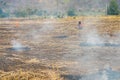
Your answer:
(86, 29), (103, 45)
(23, 20), (55, 42)
(80, 69), (108, 80)
(11, 40), (23, 48)
(101, 70), (108, 80)
(80, 64), (111, 80)
(77, 17), (120, 79)
(80, 17), (104, 45)
(10, 20), (56, 48)
(11, 40), (25, 51)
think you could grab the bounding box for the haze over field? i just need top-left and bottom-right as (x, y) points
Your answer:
(0, 0), (120, 80)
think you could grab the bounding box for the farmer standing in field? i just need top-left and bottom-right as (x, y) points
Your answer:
(78, 21), (82, 29)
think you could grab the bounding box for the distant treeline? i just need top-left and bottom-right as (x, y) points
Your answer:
(0, 0), (120, 18)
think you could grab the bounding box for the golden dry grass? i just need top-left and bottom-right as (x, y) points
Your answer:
(0, 69), (63, 80)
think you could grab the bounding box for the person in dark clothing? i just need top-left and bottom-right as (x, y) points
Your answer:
(78, 21), (82, 29)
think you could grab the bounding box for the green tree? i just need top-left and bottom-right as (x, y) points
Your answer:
(67, 9), (76, 16)
(0, 8), (8, 18)
(36, 10), (43, 16)
(107, 0), (119, 15)
(14, 8), (37, 17)
(14, 9), (28, 17)
(0, 0), (9, 18)
(26, 8), (37, 16)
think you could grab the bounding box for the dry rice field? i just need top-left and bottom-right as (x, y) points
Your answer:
(0, 16), (120, 80)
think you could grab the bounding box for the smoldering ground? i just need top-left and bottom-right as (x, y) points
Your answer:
(3, 17), (120, 80)
(61, 17), (120, 80)
(10, 19), (56, 50)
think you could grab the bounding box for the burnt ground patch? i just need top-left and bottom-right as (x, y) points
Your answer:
(80, 42), (120, 47)
(7, 47), (30, 52)
(61, 74), (82, 80)
(53, 35), (68, 39)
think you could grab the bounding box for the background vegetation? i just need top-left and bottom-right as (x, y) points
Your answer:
(0, 0), (120, 18)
